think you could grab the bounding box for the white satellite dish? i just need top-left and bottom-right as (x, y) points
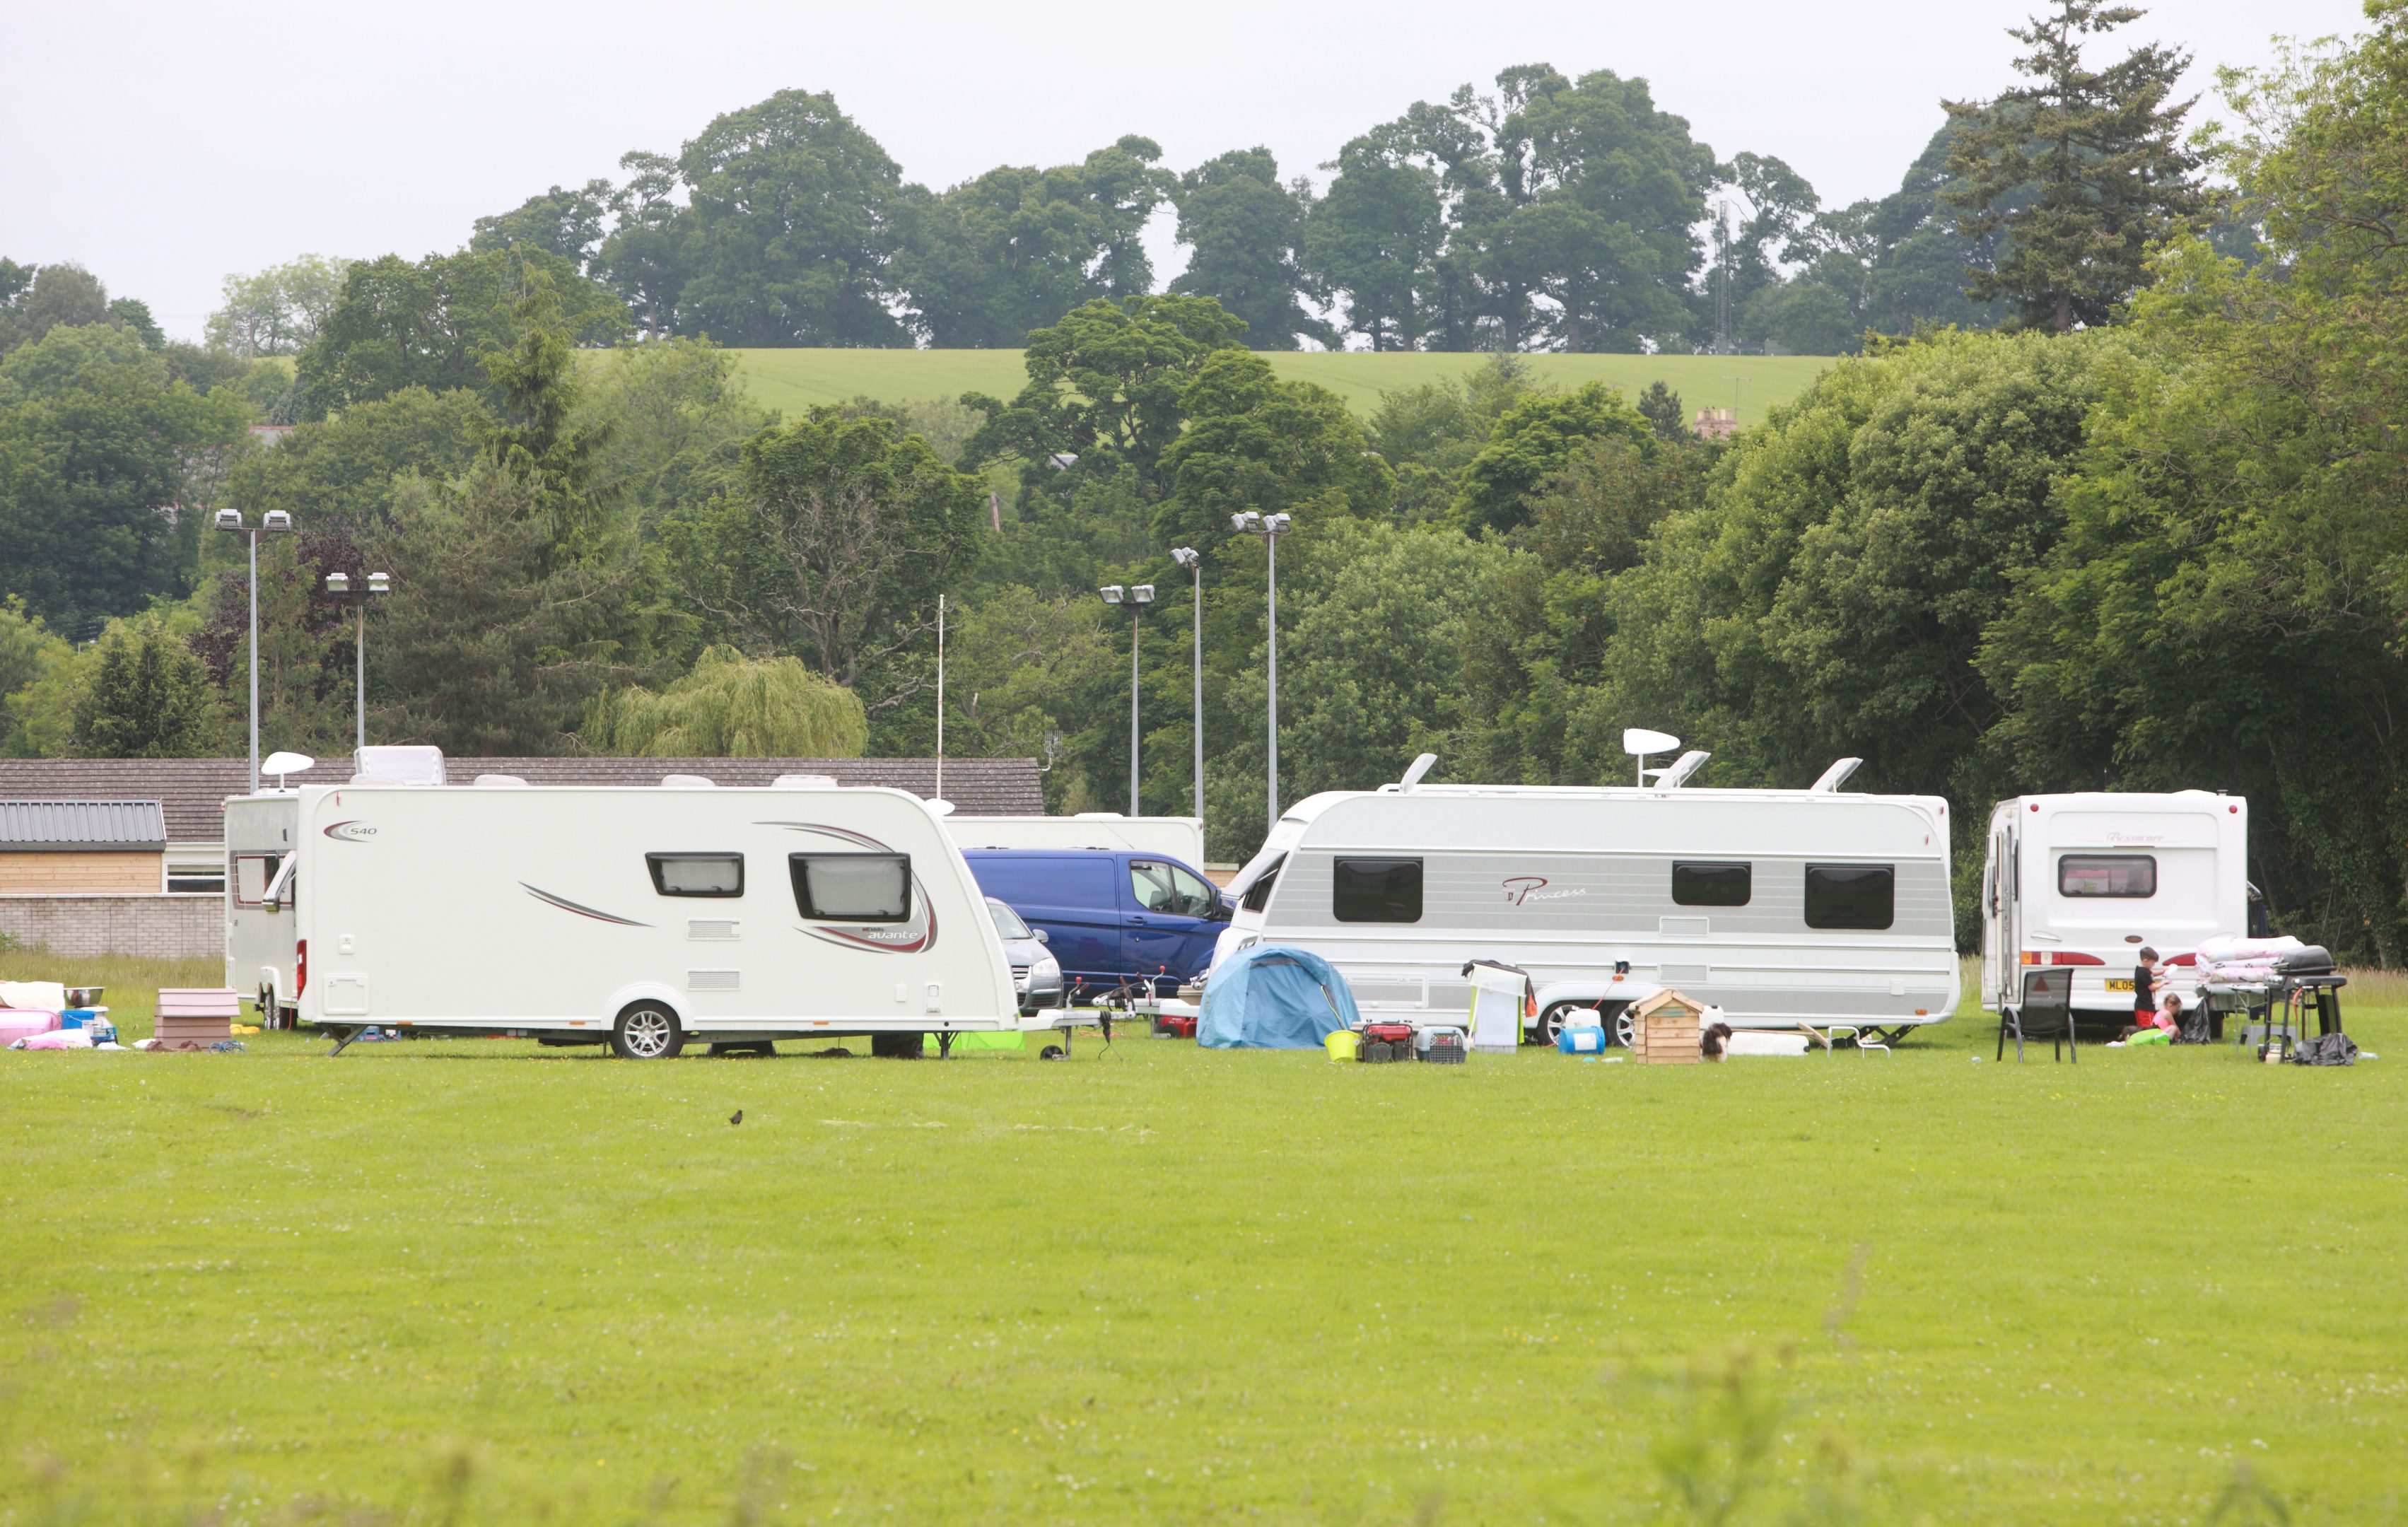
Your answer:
(262, 751), (315, 790)
(928, 798), (957, 817)
(1622, 728), (1681, 787)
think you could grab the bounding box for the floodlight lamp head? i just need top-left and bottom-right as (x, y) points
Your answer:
(366, 572), (391, 595)
(1099, 585), (1126, 605)
(1264, 513), (1292, 534)
(212, 508), (244, 532)
(325, 572), (350, 595)
(262, 510), (294, 533)
(1171, 546), (1200, 571)
(1130, 584), (1155, 605)
(1230, 511), (1261, 533)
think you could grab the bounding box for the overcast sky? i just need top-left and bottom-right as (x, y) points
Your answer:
(0, 0), (2369, 342)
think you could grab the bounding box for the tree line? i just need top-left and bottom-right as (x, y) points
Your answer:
(3, 3), (2404, 962)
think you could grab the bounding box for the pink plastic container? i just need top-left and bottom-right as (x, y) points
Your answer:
(0, 1010), (63, 1047)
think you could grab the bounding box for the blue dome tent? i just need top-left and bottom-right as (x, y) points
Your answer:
(1197, 944), (1361, 1049)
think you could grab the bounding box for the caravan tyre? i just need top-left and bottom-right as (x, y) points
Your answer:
(611, 1002), (685, 1060)
(1536, 1003), (1584, 1047)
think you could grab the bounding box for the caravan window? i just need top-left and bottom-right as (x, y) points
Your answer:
(1333, 858), (1422, 923)
(1804, 864), (1894, 930)
(1672, 861), (1752, 906)
(2058, 854), (2156, 898)
(1239, 854), (1285, 913)
(790, 853), (911, 922)
(646, 853), (744, 897)
(233, 853), (282, 906)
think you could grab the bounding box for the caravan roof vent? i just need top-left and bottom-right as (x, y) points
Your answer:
(474, 774), (529, 788)
(1649, 750), (1712, 789)
(352, 745), (444, 786)
(660, 774), (715, 788)
(1398, 752), (1439, 793)
(772, 773), (838, 789)
(1811, 757), (1864, 793)
(1073, 812), (1126, 819)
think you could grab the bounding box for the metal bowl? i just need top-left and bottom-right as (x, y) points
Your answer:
(64, 986), (103, 1008)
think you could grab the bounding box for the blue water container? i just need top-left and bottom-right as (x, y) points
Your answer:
(1557, 1025), (1607, 1055)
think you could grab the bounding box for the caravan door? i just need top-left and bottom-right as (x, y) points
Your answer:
(1982, 815), (2018, 1010)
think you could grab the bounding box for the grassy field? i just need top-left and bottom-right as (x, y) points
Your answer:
(726, 349), (1840, 428)
(3, 966), (2402, 1525)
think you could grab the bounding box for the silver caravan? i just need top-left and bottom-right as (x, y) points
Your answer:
(1213, 759), (1958, 1039)
(1979, 791), (2250, 1017)
(224, 754), (1037, 1057)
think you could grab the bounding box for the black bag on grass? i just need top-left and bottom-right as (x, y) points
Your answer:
(2292, 1031), (2357, 1067)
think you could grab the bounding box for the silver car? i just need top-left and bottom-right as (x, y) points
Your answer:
(988, 897), (1064, 1014)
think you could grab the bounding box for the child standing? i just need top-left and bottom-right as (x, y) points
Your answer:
(2132, 947), (2161, 1029)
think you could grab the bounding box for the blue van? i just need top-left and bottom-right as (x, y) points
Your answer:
(963, 850), (1231, 995)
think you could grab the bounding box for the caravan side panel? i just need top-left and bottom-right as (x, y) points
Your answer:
(292, 786), (1017, 1036)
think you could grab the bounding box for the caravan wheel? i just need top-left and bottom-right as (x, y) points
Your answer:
(1535, 1003), (1583, 1047)
(611, 1002), (685, 1060)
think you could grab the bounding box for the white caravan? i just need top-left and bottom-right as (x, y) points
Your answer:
(1979, 791), (2250, 1017)
(226, 792), (304, 1024)
(223, 759), (1036, 1057)
(947, 814), (1205, 865)
(1213, 758), (1958, 1039)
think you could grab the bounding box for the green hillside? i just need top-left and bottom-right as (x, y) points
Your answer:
(727, 347), (1840, 427)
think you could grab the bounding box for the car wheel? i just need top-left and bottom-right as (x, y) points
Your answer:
(611, 1002), (684, 1060)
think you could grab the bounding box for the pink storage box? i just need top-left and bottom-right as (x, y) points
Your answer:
(0, 1010), (62, 1047)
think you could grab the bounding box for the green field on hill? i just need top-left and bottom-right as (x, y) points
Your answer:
(727, 349), (1840, 428)
(4, 966), (2402, 1524)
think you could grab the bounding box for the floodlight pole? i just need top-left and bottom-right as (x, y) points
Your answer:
(1171, 548), (1203, 832)
(325, 570), (390, 751)
(217, 509), (293, 793)
(1229, 512), (1293, 831)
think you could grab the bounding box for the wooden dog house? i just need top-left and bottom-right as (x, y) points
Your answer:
(1628, 988), (1705, 1065)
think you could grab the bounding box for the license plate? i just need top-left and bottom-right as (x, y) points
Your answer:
(2105, 978), (2134, 992)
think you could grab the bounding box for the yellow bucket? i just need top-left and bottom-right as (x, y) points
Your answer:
(1325, 1029), (1361, 1063)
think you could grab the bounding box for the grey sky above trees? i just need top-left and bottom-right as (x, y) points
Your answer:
(1, 0), (2359, 343)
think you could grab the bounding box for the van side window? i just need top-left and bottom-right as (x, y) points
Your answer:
(1804, 864), (1894, 930)
(2058, 854), (2156, 898)
(1130, 859), (1216, 918)
(1672, 861), (1751, 906)
(790, 853), (911, 922)
(1240, 854), (1285, 913)
(1333, 858), (1422, 923)
(233, 853), (282, 906)
(646, 853), (744, 897)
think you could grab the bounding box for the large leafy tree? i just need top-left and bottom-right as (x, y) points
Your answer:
(1981, 11), (2408, 957)
(601, 89), (912, 347)
(204, 256), (356, 358)
(1453, 381), (1656, 534)
(1169, 148), (1329, 351)
(294, 248), (624, 418)
(71, 615), (232, 759)
(1154, 349), (1393, 549)
(0, 264), (160, 357)
(662, 409), (985, 708)
(0, 324), (248, 635)
(470, 181), (618, 273)
(899, 137), (1169, 347)
(1302, 131), (1444, 351)
(959, 294), (1249, 502)
(582, 645), (867, 757)
(1942, 1), (2206, 331)
(223, 385), (488, 527)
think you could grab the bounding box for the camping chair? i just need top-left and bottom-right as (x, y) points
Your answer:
(1998, 966), (2076, 1063)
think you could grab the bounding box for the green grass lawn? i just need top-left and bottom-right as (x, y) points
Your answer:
(4, 966), (2402, 1525)
(726, 349), (1840, 428)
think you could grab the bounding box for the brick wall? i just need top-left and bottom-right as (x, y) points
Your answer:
(0, 852), (163, 894)
(0, 895), (221, 959)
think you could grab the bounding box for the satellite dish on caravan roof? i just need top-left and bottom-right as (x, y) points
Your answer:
(1622, 727), (1681, 786)
(262, 751), (314, 790)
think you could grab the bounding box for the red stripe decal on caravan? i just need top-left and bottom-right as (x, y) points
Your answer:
(520, 884), (652, 927)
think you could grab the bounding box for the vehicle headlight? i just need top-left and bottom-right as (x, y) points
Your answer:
(1032, 954), (1061, 988)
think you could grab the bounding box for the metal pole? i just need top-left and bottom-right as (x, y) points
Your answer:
(935, 594), (945, 805)
(247, 530), (259, 794)
(1128, 609), (1142, 817)
(1266, 534), (1279, 830)
(354, 603), (366, 751)
(1190, 566), (1204, 831)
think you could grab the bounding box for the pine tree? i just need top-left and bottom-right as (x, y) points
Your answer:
(71, 619), (231, 758)
(1941, 1), (2206, 332)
